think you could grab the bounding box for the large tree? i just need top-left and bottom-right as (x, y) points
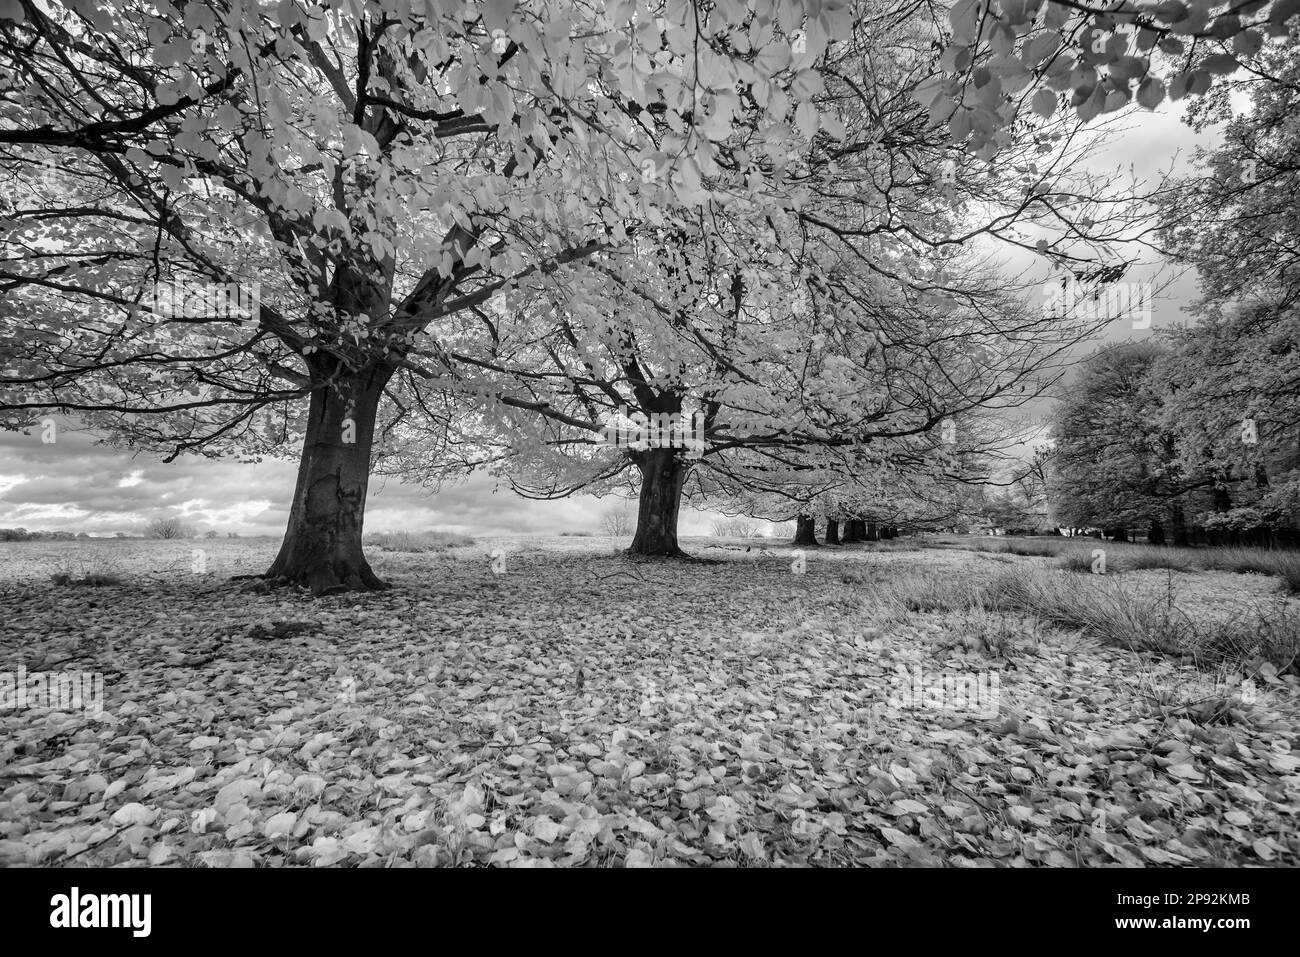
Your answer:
(1153, 302), (1300, 545)
(377, 0), (1151, 556)
(1, 1), (1267, 588)
(1047, 341), (1220, 542)
(0, 0), (836, 590)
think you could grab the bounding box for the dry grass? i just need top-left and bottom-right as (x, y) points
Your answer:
(1059, 551), (1098, 574)
(49, 553), (125, 588)
(928, 535), (1300, 593)
(365, 529), (475, 552)
(871, 564), (1300, 677)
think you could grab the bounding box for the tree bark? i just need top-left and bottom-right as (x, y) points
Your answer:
(793, 514), (819, 546)
(265, 362), (394, 595)
(1147, 521), (1166, 546)
(865, 522), (879, 541)
(842, 520), (863, 543)
(824, 518), (841, 545)
(628, 448), (689, 556)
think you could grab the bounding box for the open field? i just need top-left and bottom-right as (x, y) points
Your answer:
(1, 535), (1297, 867)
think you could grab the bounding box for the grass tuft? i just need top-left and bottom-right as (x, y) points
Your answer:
(876, 565), (1300, 676)
(49, 553), (125, 588)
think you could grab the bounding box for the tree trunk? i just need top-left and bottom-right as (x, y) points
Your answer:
(628, 448), (689, 556)
(865, 522), (879, 541)
(842, 520), (862, 543)
(265, 363), (393, 595)
(824, 518), (841, 545)
(793, 514), (819, 546)
(1147, 521), (1165, 546)
(1170, 505), (1189, 548)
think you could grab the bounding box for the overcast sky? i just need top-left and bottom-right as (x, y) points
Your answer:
(0, 101), (1220, 539)
(0, 422), (637, 537)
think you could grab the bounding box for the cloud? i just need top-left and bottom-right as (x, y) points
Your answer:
(0, 418), (745, 538)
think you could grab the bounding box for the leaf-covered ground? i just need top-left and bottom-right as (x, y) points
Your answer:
(1, 537), (1297, 867)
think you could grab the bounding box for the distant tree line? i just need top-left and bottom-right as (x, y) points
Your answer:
(0, 529), (89, 541)
(1047, 38), (1300, 550)
(0, 524), (238, 540)
(1048, 335), (1300, 549)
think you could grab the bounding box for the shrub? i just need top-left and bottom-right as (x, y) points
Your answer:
(148, 517), (191, 539)
(600, 506), (634, 536)
(711, 516), (760, 538)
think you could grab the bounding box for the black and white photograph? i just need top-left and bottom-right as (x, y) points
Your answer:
(0, 0), (1294, 936)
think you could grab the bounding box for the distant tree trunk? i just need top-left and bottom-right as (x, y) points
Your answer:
(842, 520), (863, 543)
(793, 514), (819, 546)
(265, 361), (394, 595)
(824, 518), (841, 545)
(865, 522), (879, 541)
(1170, 505), (1189, 548)
(1107, 526), (1129, 543)
(628, 448), (689, 556)
(1147, 521), (1166, 546)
